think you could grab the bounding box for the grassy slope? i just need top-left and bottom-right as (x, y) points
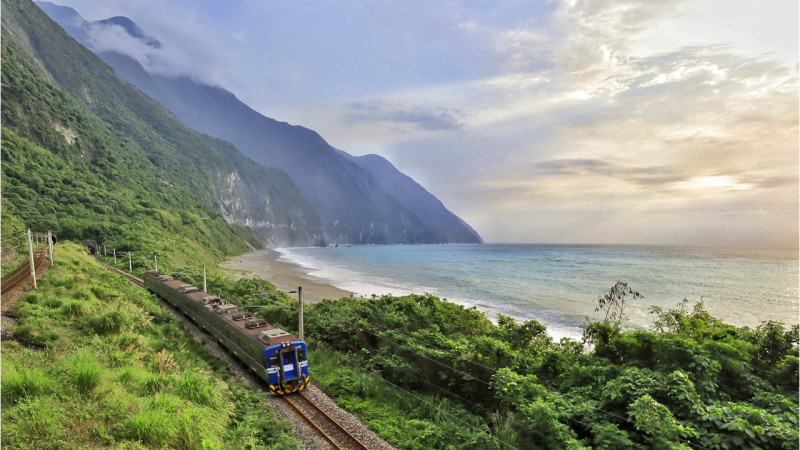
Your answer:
(1, 242), (299, 449)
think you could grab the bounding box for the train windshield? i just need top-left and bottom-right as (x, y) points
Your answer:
(298, 349), (307, 362)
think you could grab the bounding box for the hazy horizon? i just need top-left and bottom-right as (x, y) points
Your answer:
(49, 0), (799, 247)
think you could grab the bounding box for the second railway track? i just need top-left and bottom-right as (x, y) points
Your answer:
(1, 246), (49, 299)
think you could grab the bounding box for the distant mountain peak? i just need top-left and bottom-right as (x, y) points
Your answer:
(38, 1), (482, 245)
(96, 16), (162, 49)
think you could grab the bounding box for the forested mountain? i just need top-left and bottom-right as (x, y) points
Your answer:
(1, 0), (325, 261)
(37, 1), (483, 245)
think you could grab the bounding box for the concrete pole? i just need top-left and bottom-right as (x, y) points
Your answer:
(104, 245), (107, 257)
(47, 231), (54, 266)
(298, 286), (304, 341)
(154, 255), (158, 272)
(113, 249), (117, 265)
(27, 229), (37, 290)
(203, 264), (207, 292)
(129, 252), (132, 271)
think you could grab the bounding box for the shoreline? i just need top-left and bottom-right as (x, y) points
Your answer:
(219, 248), (354, 303)
(219, 247), (584, 340)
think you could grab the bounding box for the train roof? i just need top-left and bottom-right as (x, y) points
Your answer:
(145, 272), (299, 349)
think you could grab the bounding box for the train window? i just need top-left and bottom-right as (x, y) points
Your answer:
(268, 355), (279, 368)
(298, 349), (307, 362)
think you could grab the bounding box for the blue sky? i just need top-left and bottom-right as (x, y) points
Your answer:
(54, 0), (798, 246)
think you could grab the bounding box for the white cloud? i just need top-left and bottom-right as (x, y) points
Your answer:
(54, 0), (798, 246)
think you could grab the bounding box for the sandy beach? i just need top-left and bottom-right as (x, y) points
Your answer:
(219, 249), (353, 303)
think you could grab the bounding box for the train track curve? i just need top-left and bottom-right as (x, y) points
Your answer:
(1, 246), (49, 301)
(283, 392), (370, 450)
(91, 257), (384, 449)
(92, 258), (145, 288)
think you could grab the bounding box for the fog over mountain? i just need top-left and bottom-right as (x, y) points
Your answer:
(38, 1), (482, 245)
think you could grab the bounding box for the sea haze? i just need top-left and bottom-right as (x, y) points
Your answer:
(276, 244), (798, 339)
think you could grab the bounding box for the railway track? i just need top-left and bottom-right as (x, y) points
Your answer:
(283, 392), (370, 450)
(93, 258), (145, 288)
(91, 257), (380, 449)
(1, 246), (49, 300)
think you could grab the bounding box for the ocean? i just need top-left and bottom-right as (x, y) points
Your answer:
(276, 244), (798, 339)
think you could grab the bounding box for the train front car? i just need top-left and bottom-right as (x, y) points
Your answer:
(143, 271), (309, 395)
(265, 340), (310, 395)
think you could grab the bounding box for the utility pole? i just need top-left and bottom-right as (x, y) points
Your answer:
(298, 286), (304, 341)
(203, 264), (207, 293)
(27, 229), (37, 289)
(47, 231), (54, 266)
(113, 249), (117, 265)
(104, 245), (107, 257)
(129, 252), (132, 272)
(154, 255), (158, 272)
(288, 287), (305, 341)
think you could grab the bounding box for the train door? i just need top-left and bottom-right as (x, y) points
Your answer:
(279, 348), (299, 382)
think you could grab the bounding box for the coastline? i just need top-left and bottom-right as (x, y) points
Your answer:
(219, 248), (354, 303)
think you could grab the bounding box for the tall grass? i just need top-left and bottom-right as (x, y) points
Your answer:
(3, 243), (298, 448)
(86, 309), (124, 334)
(60, 300), (87, 318)
(174, 371), (221, 408)
(1, 396), (71, 449)
(70, 349), (102, 394)
(1, 367), (55, 405)
(128, 406), (176, 445)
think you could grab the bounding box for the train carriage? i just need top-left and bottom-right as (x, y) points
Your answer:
(143, 271), (309, 394)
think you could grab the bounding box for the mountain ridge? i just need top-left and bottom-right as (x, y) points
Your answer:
(4, 0), (325, 251)
(36, 0), (482, 245)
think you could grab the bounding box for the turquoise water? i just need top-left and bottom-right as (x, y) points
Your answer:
(277, 244), (798, 339)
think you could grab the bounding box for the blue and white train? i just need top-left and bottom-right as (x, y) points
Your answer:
(144, 271), (309, 394)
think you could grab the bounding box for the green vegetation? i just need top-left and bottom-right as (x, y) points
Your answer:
(1, 243), (298, 449)
(295, 291), (798, 449)
(2, 0), (323, 267)
(163, 268), (798, 449)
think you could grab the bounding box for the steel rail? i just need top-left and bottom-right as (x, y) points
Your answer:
(93, 258), (145, 288)
(1, 247), (49, 299)
(283, 392), (369, 450)
(90, 257), (368, 449)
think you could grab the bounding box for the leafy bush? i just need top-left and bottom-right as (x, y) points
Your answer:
(305, 287), (799, 449)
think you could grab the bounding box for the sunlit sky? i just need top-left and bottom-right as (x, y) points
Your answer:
(53, 0), (798, 246)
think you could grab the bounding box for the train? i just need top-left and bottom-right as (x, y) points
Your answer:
(143, 270), (309, 395)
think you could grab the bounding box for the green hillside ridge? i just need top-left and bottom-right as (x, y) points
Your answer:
(1, 0), (324, 255)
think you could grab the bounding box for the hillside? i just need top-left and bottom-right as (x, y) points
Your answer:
(1, 243), (299, 448)
(2, 0), (325, 254)
(37, 1), (483, 245)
